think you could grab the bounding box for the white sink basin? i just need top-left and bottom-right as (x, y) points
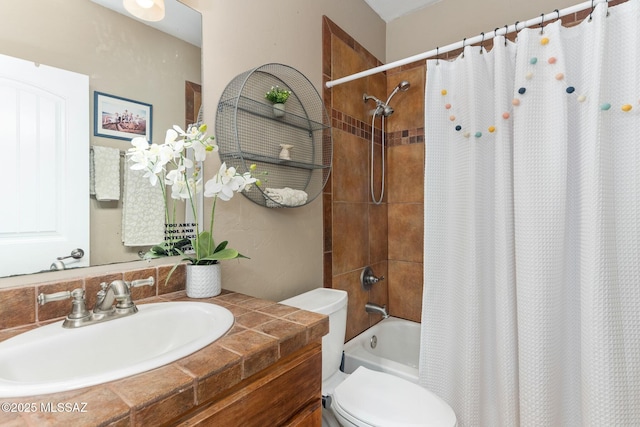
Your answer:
(0, 302), (234, 397)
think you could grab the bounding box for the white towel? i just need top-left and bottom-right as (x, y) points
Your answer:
(90, 146), (121, 201)
(264, 187), (308, 208)
(122, 166), (165, 246)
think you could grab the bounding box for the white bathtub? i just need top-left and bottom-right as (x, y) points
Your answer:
(342, 317), (420, 384)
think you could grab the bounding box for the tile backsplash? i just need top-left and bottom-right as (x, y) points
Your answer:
(0, 263), (186, 332)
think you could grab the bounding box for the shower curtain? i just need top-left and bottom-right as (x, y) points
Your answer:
(420, 2), (640, 426)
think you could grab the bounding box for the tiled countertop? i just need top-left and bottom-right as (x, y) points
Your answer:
(0, 290), (328, 426)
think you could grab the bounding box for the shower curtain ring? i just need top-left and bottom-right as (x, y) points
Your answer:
(555, 9), (560, 21)
(480, 32), (485, 54)
(504, 25), (509, 46)
(462, 38), (466, 58)
(436, 47), (440, 65)
(540, 13), (545, 34)
(589, 0), (595, 21)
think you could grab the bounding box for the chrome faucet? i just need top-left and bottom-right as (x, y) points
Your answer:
(365, 302), (389, 319)
(37, 277), (154, 328)
(94, 279), (137, 313)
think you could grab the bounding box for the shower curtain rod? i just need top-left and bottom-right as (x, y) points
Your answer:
(325, 0), (608, 88)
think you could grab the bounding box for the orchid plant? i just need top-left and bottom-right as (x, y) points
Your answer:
(127, 124), (258, 268)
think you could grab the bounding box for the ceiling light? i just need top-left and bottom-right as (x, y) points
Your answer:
(123, 0), (165, 22)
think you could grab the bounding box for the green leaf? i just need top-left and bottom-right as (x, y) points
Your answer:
(200, 248), (249, 262)
(195, 231), (215, 258)
(214, 240), (228, 253)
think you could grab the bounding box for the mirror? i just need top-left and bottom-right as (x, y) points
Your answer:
(0, 0), (201, 278)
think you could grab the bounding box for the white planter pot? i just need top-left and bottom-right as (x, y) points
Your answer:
(272, 103), (285, 117)
(185, 263), (222, 298)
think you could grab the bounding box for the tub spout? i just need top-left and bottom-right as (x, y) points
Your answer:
(365, 302), (389, 319)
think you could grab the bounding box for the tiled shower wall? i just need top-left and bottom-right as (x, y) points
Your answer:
(322, 17), (426, 340)
(321, 3), (618, 340)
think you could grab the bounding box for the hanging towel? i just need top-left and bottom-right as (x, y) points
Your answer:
(122, 166), (165, 246)
(90, 146), (121, 201)
(264, 187), (308, 208)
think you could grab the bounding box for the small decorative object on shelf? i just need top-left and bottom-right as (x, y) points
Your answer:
(265, 85), (292, 118)
(272, 103), (286, 118)
(265, 85), (292, 104)
(126, 124), (260, 297)
(279, 144), (293, 160)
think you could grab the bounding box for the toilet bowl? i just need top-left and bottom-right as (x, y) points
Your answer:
(281, 288), (456, 427)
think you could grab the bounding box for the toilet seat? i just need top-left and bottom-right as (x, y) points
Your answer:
(332, 367), (457, 427)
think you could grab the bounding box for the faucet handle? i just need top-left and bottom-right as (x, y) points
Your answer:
(127, 276), (155, 289)
(37, 288), (84, 305)
(360, 266), (385, 291)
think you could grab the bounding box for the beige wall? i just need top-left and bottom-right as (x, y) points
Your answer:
(0, 0), (201, 268)
(387, 0), (582, 62)
(184, 0), (386, 301)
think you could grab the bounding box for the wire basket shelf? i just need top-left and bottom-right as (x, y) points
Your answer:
(215, 63), (332, 208)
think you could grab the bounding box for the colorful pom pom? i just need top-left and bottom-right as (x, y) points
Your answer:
(622, 104), (632, 112)
(526, 72), (533, 80)
(441, 89), (448, 96)
(445, 103), (452, 109)
(512, 98), (521, 106)
(541, 37), (550, 45)
(548, 57), (557, 64)
(600, 103), (611, 111)
(555, 73), (564, 80)
(502, 112), (510, 119)
(530, 57), (538, 64)
(577, 95), (586, 102)
(463, 132), (471, 138)
(566, 87), (575, 94)
(475, 132), (482, 138)
(488, 126), (496, 133)
(449, 115), (456, 121)
(518, 87), (526, 95)
(455, 125), (462, 131)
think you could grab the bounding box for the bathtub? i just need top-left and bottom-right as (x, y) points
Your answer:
(342, 317), (420, 384)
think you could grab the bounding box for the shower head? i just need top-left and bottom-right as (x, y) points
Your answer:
(397, 80), (411, 92)
(386, 80), (411, 104)
(364, 81), (410, 117)
(363, 93), (390, 116)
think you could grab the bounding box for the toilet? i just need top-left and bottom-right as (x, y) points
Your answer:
(281, 288), (457, 427)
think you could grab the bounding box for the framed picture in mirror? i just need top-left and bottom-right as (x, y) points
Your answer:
(94, 91), (152, 142)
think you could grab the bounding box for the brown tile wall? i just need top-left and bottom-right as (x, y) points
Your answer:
(0, 264), (187, 332)
(322, 3), (627, 337)
(323, 16), (389, 340)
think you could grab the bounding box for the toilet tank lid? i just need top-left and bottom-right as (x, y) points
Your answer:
(280, 288), (347, 315)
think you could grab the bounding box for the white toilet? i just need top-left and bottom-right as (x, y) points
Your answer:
(281, 288), (457, 427)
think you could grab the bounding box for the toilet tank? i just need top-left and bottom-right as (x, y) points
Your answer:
(281, 288), (348, 382)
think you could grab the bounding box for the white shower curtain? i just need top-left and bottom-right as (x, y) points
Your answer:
(420, 2), (640, 426)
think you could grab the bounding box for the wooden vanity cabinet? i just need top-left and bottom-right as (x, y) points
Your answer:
(171, 341), (323, 426)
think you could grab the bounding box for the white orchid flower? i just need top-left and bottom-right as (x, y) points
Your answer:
(171, 177), (202, 200)
(204, 163), (257, 201)
(165, 165), (185, 186)
(129, 136), (150, 152)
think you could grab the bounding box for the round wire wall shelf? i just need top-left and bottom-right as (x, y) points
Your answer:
(215, 63), (332, 208)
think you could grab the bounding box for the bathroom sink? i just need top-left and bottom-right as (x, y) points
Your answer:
(0, 302), (234, 397)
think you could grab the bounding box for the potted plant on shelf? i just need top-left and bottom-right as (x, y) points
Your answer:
(127, 124), (259, 298)
(265, 85), (292, 117)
